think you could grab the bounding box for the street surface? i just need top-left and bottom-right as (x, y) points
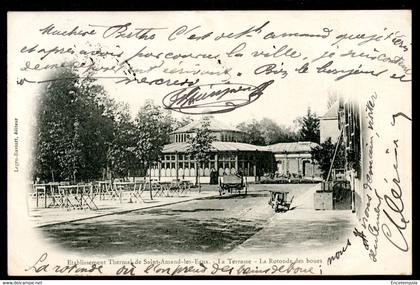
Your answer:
(40, 184), (355, 256)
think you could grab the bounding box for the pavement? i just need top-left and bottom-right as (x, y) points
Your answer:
(29, 186), (219, 227)
(32, 183), (357, 256)
(228, 184), (357, 256)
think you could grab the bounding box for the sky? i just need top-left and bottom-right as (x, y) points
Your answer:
(102, 79), (335, 130)
(9, 10), (366, 131)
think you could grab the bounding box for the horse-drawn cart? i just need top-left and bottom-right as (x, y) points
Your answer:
(219, 174), (247, 196)
(268, 190), (294, 213)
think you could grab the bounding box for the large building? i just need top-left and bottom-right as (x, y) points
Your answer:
(267, 141), (321, 178)
(318, 98), (364, 215)
(149, 118), (275, 183)
(338, 99), (363, 215)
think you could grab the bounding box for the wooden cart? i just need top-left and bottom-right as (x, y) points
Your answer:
(219, 174), (247, 196)
(268, 190), (294, 213)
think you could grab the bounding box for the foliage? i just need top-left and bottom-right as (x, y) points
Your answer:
(106, 103), (141, 178)
(174, 116), (194, 130)
(259, 118), (298, 144)
(296, 107), (320, 143)
(32, 64), (328, 183)
(311, 138), (345, 180)
(327, 91), (338, 109)
(33, 68), (113, 182)
(237, 119), (265, 145)
(186, 117), (215, 185)
(33, 63), (198, 183)
(237, 118), (297, 145)
(134, 100), (173, 165)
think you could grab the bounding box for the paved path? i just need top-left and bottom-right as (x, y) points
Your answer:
(33, 183), (357, 257)
(229, 185), (357, 256)
(29, 188), (218, 227)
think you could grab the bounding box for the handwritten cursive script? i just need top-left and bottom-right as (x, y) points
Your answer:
(162, 80), (275, 114)
(25, 253), (103, 274)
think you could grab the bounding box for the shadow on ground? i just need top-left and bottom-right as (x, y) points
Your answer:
(42, 215), (265, 255)
(205, 193), (270, 200)
(39, 184), (353, 256)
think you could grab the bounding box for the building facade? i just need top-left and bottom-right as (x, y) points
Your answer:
(170, 120), (246, 143)
(338, 99), (363, 216)
(320, 102), (340, 143)
(149, 119), (275, 183)
(318, 98), (364, 215)
(267, 141), (321, 178)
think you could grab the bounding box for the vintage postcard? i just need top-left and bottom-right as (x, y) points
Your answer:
(7, 11), (412, 276)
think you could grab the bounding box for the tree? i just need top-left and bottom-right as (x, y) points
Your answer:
(33, 67), (113, 182)
(296, 107), (320, 143)
(134, 100), (172, 199)
(311, 138), (345, 180)
(175, 116), (194, 130)
(186, 117), (215, 189)
(327, 91), (338, 109)
(237, 118), (298, 145)
(259, 118), (298, 144)
(237, 119), (265, 145)
(106, 103), (140, 179)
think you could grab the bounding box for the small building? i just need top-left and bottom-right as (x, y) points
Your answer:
(267, 141), (321, 178)
(149, 118), (275, 183)
(320, 102), (340, 143)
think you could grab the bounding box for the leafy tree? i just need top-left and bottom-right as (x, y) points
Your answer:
(186, 117), (215, 189)
(33, 67), (113, 182)
(327, 91), (338, 109)
(237, 118), (297, 145)
(106, 103), (140, 179)
(134, 100), (172, 198)
(237, 119), (265, 145)
(259, 118), (298, 144)
(175, 116), (194, 130)
(296, 107), (320, 143)
(311, 138), (345, 180)
(237, 120), (260, 145)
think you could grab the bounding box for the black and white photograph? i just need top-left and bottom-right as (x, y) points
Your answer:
(7, 11), (412, 276)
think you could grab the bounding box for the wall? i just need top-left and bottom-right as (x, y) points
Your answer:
(274, 153), (321, 178)
(320, 118), (340, 143)
(353, 106), (367, 218)
(170, 130), (245, 143)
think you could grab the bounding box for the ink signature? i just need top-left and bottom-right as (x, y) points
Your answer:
(162, 80), (274, 115)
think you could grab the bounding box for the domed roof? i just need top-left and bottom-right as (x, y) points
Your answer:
(172, 117), (243, 134)
(162, 141), (270, 153)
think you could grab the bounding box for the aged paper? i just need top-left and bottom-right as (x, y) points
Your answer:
(7, 11), (411, 276)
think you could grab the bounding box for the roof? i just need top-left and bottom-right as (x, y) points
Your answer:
(172, 117), (242, 134)
(320, 102), (339, 120)
(266, 141), (319, 153)
(162, 141), (270, 153)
